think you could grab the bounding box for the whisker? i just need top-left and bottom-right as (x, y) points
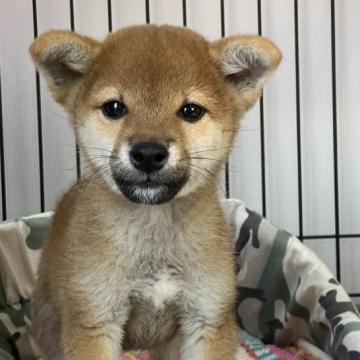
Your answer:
(188, 164), (226, 196)
(52, 111), (71, 122)
(181, 156), (238, 171)
(81, 162), (99, 172)
(186, 145), (244, 157)
(190, 167), (226, 198)
(82, 164), (109, 178)
(80, 155), (118, 162)
(180, 156), (223, 163)
(81, 164), (113, 190)
(86, 146), (114, 154)
(63, 144), (114, 155)
(188, 166), (214, 188)
(222, 128), (257, 133)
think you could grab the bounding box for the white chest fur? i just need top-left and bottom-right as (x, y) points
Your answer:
(136, 271), (182, 309)
(108, 204), (193, 309)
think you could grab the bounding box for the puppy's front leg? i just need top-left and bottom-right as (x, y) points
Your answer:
(181, 310), (238, 360)
(181, 276), (238, 360)
(59, 300), (129, 360)
(61, 322), (122, 360)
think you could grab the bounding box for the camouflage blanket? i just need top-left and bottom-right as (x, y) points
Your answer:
(0, 200), (359, 359)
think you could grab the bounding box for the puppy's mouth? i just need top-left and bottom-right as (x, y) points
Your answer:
(112, 171), (188, 205)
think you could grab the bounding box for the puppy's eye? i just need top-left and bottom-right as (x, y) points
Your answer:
(101, 100), (127, 119)
(178, 103), (205, 123)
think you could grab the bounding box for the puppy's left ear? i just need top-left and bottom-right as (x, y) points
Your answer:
(211, 36), (281, 110)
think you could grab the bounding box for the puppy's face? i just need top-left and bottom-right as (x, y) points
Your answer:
(30, 26), (281, 204)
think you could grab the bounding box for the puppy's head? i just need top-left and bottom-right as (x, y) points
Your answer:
(30, 25), (281, 205)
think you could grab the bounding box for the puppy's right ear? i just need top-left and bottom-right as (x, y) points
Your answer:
(30, 30), (101, 104)
(211, 36), (281, 111)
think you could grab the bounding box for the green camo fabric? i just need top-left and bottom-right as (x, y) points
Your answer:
(0, 200), (360, 359)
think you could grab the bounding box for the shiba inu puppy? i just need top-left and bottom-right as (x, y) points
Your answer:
(29, 25), (281, 360)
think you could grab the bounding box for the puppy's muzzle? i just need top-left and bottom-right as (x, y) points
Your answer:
(112, 141), (187, 204)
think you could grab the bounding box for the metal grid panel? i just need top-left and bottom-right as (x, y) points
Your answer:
(0, 0), (41, 218)
(0, 0), (359, 299)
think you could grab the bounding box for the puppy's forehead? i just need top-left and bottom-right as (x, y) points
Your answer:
(90, 25), (221, 98)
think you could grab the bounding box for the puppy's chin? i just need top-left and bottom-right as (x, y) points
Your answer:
(114, 178), (188, 205)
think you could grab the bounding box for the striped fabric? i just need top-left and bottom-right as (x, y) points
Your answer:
(239, 329), (282, 360)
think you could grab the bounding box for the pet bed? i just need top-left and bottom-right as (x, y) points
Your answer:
(0, 199), (359, 359)
(119, 331), (330, 359)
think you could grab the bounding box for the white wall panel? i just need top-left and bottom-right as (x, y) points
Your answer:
(36, 0), (77, 212)
(229, 115), (262, 212)
(186, 0), (224, 193)
(186, 0), (221, 41)
(225, 0), (258, 35)
(73, 0), (110, 179)
(262, 0), (299, 235)
(351, 296), (360, 306)
(336, 0), (360, 234)
(226, 0), (263, 213)
(150, 0), (182, 26)
(0, 73), (6, 219)
(112, 0), (147, 29)
(74, 0), (109, 39)
(340, 238), (360, 294)
(0, 0), (41, 218)
(0, 74), (4, 220)
(304, 239), (336, 276)
(299, 0), (335, 236)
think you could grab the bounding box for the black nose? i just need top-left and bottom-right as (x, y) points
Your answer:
(129, 142), (169, 173)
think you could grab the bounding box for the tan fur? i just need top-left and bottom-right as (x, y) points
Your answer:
(29, 25), (281, 360)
